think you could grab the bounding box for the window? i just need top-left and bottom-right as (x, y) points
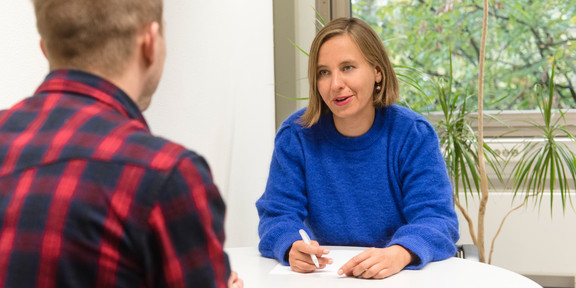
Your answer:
(310, 0), (576, 191)
(351, 0), (576, 112)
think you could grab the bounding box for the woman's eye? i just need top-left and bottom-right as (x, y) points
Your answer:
(318, 70), (329, 76)
(344, 65), (354, 71)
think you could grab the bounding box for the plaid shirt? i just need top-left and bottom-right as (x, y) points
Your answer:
(0, 70), (230, 288)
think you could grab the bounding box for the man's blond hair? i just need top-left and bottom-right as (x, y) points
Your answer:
(33, 0), (163, 77)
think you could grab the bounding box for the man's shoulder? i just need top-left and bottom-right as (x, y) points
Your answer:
(106, 128), (193, 172)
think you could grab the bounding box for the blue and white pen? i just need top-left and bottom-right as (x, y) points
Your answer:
(298, 229), (320, 268)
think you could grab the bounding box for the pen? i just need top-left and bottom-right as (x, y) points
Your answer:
(298, 229), (320, 268)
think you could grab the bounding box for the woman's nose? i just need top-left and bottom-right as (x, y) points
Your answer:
(331, 72), (344, 90)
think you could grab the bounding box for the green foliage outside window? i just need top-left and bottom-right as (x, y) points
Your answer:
(352, 0), (576, 113)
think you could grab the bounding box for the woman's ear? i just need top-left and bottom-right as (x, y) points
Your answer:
(375, 67), (383, 83)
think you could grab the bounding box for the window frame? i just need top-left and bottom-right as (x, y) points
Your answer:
(272, 0), (351, 130)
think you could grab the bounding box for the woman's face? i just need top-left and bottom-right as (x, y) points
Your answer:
(316, 34), (382, 132)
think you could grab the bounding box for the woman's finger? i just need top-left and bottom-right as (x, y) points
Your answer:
(337, 249), (371, 276)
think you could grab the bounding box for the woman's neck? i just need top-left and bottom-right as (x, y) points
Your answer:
(332, 108), (376, 137)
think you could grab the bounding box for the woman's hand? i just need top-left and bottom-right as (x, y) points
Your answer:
(228, 270), (243, 288)
(288, 240), (332, 273)
(337, 245), (413, 279)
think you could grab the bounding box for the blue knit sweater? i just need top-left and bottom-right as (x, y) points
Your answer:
(256, 105), (459, 269)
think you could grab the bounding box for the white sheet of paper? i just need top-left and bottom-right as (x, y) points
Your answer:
(269, 248), (363, 276)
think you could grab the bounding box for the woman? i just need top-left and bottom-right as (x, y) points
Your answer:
(256, 17), (459, 279)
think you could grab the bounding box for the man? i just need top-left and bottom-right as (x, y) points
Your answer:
(0, 0), (242, 287)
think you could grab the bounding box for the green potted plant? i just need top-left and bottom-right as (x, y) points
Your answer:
(419, 0), (576, 264)
(431, 58), (576, 264)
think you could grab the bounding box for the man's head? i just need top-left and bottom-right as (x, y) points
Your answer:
(33, 0), (163, 80)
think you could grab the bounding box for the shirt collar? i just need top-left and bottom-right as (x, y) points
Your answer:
(35, 69), (149, 130)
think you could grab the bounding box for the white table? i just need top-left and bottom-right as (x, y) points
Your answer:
(226, 246), (542, 288)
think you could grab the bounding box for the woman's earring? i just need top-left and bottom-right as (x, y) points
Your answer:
(376, 84), (382, 92)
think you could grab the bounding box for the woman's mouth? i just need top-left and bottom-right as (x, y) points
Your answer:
(333, 96), (352, 106)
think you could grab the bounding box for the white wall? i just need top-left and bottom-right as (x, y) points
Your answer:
(457, 192), (576, 276)
(147, 1), (275, 248)
(0, 3), (47, 107)
(0, 1), (275, 248)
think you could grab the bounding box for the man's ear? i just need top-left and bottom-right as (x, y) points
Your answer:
(39, 39), (48, 59)
(142, 22), (161, 67)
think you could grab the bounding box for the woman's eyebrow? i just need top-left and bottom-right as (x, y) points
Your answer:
(317, 59), (357, 69)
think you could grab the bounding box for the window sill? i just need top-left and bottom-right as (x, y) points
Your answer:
(425, 109), (576, 138)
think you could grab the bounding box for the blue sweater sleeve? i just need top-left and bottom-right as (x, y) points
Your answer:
(256, 123), (309, 265)
(387, 118), (459, 269)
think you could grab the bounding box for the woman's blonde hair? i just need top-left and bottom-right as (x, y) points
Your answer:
(300, 17), (399, 128)
(33, 0), (163, 77)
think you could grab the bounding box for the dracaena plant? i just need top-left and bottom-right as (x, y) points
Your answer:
(430, 55), (504, 262)
(487, 61), (576, 263)
(508, 62), (576, 212)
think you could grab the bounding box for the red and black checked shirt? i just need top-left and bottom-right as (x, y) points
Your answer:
(0, 70), (230, 288)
